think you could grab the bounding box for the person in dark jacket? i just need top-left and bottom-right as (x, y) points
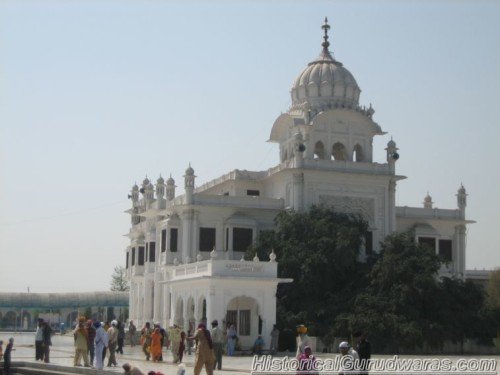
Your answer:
(354, 331), (371, 374)
(42, 322), (52, 363)
(3, 337), (14, 375)
(87, 320), (96, 365)
(117, 321), (126, 354)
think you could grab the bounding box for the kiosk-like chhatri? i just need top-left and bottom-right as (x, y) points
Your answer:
(125, 19), (473, 349)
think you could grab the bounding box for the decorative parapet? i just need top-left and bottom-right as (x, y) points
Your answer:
(396, 206), (473, 221)
(168, 259), (278, 281)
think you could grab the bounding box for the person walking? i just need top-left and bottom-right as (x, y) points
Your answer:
(117, 321), (126, 354)
(178, 331), (186, 363)
(270, 325), (280, 354)
(3, 338), (14, 375)
(189, 323), (214, 375)
(354, 331), (371, 375)
(42, 321), (52, 363)
(338, 341), (359, 375)
(140, 322), (153, 361)
(128, 321), (137, 347)
(107, 320), (119, 367)
(226, 324), (237, 356)
(150, 328), (163, 362)
(296, 325), (311, 358)
(73, 321), (90, 367)
(94, 321), (108, 370)
(169, 324), (182, 363)
(210, 320), (224, 370)
(86, 320), (96, 366)
(35, 318), (45, 361)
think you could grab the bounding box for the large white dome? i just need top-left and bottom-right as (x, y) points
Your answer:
(291, 21), (361, 111)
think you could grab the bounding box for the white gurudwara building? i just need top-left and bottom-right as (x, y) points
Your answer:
(125, 19), (473, 348)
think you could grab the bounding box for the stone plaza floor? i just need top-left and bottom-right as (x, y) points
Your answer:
(2, 332), (254, 374)
(2, 332), (500, 374)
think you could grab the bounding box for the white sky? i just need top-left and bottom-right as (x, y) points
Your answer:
(1, 1), (499, 292)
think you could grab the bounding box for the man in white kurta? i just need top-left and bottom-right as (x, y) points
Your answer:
(94, 322), (109, 370)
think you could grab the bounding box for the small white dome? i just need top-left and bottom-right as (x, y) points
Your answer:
(291, 50), (360, 111)
(291, 20), (361, 112)
(156, 176), (165, 185)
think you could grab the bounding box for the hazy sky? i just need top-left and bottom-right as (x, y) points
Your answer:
(1, 1), (499, 293)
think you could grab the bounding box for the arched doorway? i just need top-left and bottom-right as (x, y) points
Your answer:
(225, 296), (260, 349)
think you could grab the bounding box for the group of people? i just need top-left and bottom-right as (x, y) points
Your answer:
(296, 325), (372, 375)
(70, 317), (127, 370)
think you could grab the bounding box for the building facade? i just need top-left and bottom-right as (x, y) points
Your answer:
(125, 19), (473, 348)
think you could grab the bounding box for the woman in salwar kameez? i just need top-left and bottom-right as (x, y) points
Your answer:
(150, 328), (162, 362)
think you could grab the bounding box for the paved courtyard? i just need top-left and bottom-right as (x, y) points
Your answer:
(2, 332), (500, 374)
(2, 332), (254, 374)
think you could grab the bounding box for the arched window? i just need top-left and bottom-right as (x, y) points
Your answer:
(332, 142), (347, 161)
(314, 141), (325, 159)
(353, 144), (364, 162)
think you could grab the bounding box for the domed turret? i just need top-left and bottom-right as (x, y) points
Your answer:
(423, 192), (433, 209)
(291, 18), (361, 112)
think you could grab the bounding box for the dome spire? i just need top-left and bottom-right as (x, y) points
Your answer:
(321, 17), (330, 51)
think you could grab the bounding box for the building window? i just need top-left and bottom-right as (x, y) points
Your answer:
(126, 252), (129, 269)
(145, 243), (149, 262)
(149, 242), (156, 262)
(225, 228), (229, 251)
(233, 228), (253, 252)
(161, 229), (167, 252)
(239, 310), (251, 336)
(226, 310), (237, 327)
(364, 231), (373, 255)
(138, 246), (145, 266)
(132, 248), (136, 266)
(246, 190), (260, 197)
(439, 239), (452, 262)
(418, 237), (436, 252)
(199, 227), (216, 252)
(170, 228), (178, 252)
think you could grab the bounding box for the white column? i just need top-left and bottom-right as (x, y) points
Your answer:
(292, 172), (304, 212)
(455, 225), (466, 279)
(388, 179), (396, 234)
(181, 210), (194, 263)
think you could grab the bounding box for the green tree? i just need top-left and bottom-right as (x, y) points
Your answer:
(342, 232), (443, 352)
(486, 269), (500, 309)
(247, 205), (370, 341)
(110, 265), (129, 292)
(343, 233), (495, 353)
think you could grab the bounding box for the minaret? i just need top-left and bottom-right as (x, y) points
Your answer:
(455, 184), (468, 278)
(166, 174), (176, 201)
(184, 164), (195, 205)
(423, 192), (433, 209)
(156, 176), (165, 200)
(130, 183), (140, 225)
(385, 139), (399, 172)
(142, 177), (154, 209)
(456, 184), (467, 219)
